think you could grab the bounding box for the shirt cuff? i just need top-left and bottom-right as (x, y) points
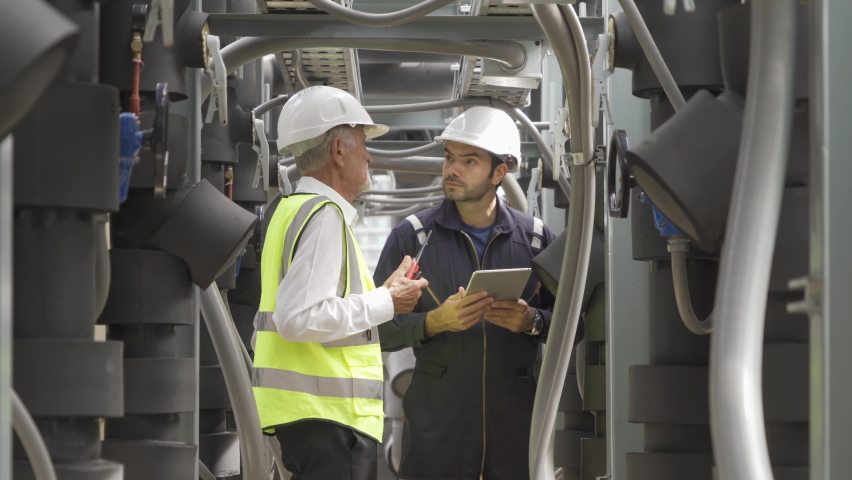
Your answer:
(365, 287), (395, 326)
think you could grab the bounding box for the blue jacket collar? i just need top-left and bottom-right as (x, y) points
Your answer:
(434, 196), (517, 235)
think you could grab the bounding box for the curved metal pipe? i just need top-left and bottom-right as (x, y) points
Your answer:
(559, 4), (595, 162)
(307, 0), (454, 27)
(365, 97), (570, 197)
(253, 95), (290, 116)
(368, 142), (443, 159)
(530, 164), (596, 480)
(203, 37), (527, 100)
(502, 174), (528, 213)
(668, 238), (713, 335)
(575, 338), (586, 401)
(12, 390), (57, 480)
(370, 156), (444, 174)
(199, 283), (265, 480)
(709, 1), (797, 479)
(615, 0), (687, 111)
(94, 214), (110, 321)
(365, 204), (431, 217)
(357, 195), (443, 205)
(291, 49), (311, 90)
(365, 184), (443, 195)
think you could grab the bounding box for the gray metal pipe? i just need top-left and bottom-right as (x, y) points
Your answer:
(370, 156), (444, 174)
(368, 142), (443, 159)
(203, 37), (527, 100)
(502, 174), (528, 213)
(709, 0), (798, 479)
(365, 185), (443, 195)
(12, 390), (57, 480)
(559, 4), (595, 162)
(291, 49), (310, 90)
(306, 0), (454, 27)
(616, 0), (687, 111)
(575, 338), (586, 401)
(94, 214), (110, 321)
(668, 238), (714, 335)
(529, 164), (596, 480)
(357, 195), (443, 206)
(254, 95), (290, 116)
(365, 204), (430, 217)
(365, 97), (570, 197)
(199, 283), (265, 480)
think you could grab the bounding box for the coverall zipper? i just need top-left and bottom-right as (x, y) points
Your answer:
(461, 231), (500, 480)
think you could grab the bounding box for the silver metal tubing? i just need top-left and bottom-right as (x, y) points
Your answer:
(709, 0), (798, 479)
(365, 97), (570, 198)
(668, 238), (713, 335)
(357, 195), (443, 206)
(12, 390), (57, 480)
(530, 164), (596, 480)
(559, 4), (595, 162)
(365, 204), (430, 217)
(203, 37), (527, 100)
(306, 0), (454, 27)
(199, 283), (265, 480)
(253, 95), (290, 116)
(502, 174), (528, 213)
(291, 50), (310, 90)
(575, 338), (586, 401)
(616, 0), (687, 111)
(94, 214), (110, 321)
(365, 185), (443, 195)
(370, 157), (444, 174)
(367, 142), (443, 159)
(198, 460), (217, 480)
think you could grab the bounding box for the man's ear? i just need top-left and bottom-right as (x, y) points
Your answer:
(492, 162), (508, 186)
(330, 137), (347, 167)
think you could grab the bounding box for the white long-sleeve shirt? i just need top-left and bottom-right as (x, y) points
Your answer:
(271, 176), (395, 343)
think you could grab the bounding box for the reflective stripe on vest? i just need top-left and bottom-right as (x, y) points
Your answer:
(252, 193), (383, 441)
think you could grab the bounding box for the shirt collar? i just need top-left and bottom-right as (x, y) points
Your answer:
(434, 196), (517, 235)
(295, 176), (359, 225)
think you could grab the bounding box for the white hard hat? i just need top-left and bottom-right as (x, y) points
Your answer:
(435, 106), (521, 172)
(276, 86), (388, 156)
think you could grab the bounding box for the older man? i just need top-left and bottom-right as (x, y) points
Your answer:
(252, 86), (428, 480)
(374, 107), (558, 480)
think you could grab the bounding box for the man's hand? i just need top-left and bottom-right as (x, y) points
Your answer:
(483, 299), (535, 333)
(424, 287), (494, 338)
(383, 256), (430, 314)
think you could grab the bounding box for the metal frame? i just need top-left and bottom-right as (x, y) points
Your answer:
(809, 0), (852, 478)
(206, 14), (603, 40)
(0, 135), (13, 480)
(603, 1), (651, 477)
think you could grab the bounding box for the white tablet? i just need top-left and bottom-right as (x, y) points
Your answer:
(464, 268), (532, 302)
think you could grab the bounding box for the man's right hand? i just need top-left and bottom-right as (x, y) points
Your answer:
(424, 287), (494, 338)
(384, 256), (430, 314)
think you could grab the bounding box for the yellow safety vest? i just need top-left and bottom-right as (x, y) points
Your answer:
(252, 193), (384, 441)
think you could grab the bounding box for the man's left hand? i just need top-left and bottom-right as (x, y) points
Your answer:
(483, 299), (534, 333)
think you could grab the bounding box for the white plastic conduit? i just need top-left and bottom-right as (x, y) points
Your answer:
(667, 237), (713, 335)
(12, 390), (57, 480)
(306, 0), (455, 27)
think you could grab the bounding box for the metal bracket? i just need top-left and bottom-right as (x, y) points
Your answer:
(552, 107), (570, 181)
(787, 275), (824, 317)
(142, 0), (174, 46)
(204, 35), (228, 126)
(526, 160), (542, 219)
(664, 0), (695, 15)
(592, 32), (615, 128)
(593, 145), (607, 166)
(252, 118), (270, 191)
(140, 83), (170, 199)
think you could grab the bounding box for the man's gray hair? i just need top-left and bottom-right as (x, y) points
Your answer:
(294, 125), (358, 174)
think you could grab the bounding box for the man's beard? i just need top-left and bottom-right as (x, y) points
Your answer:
(443, 174), (492, 202)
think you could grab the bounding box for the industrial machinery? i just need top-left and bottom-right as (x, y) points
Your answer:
(1, 0), (850, 480)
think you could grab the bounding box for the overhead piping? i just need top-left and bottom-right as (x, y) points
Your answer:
(356, 195), (443, 206)
(254, 95), (291, 116)
(306, 0), (455, 27)
(202, 37), (528, 100)
(616, 0), (687, 111)
(368, 142), (443, 159)
(709, 1), (798, 479)
(364, 185), (443, 195)
(291, 49), (311, 90)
